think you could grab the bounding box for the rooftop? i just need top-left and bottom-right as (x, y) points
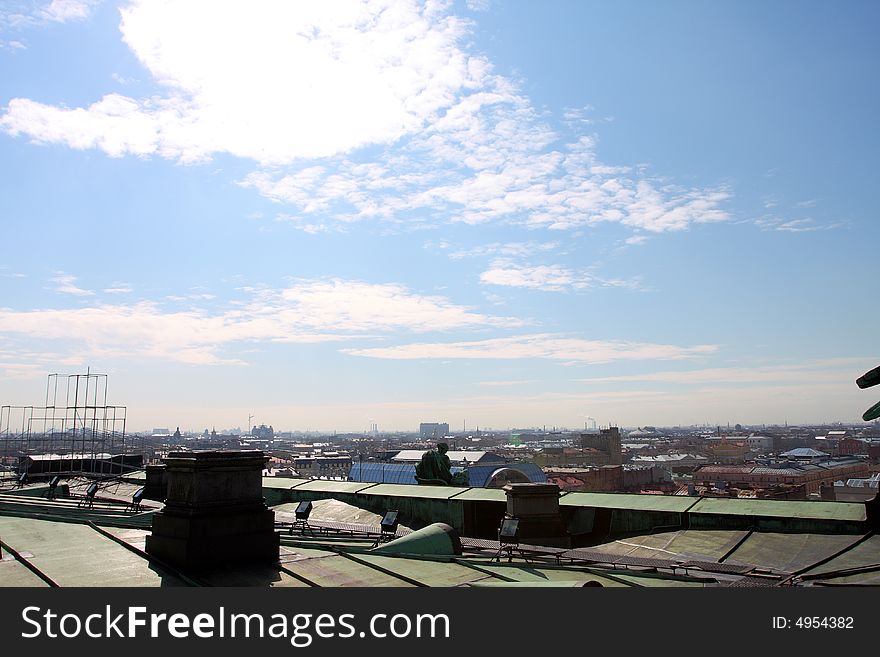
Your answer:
(1, 473), (878, 588)
(779, 448), (830, 458)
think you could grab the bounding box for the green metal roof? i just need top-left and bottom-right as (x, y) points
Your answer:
(0, 557), (48, 587)
(725, 532), (866, 572)
(261, 477), (309, 490)
(0, 516), (187, 587)
(292, 480), (377, 494)
(809, 571), (880, 585)
(4, 507), (878, 586)
(608, 573), (706, 588)
(357, 484), (465, 499)
(283, 553), (418, 587)
(456, 561), (633, 587)
(587, 529), (750, 563)
(800, 534), (880, 578)
(466, 580), (600, 587)
(662, 529), (750, 560)
(559, 491), (697, 512)
(448, 488), (507, 502)
(354, 553), (486, 587)
(0, 492), (156, 528)
(281, 545), (351, 560)
(198, 562), (311, 587)
(3, 474), (877, 587)
(688, 497), (867, 521)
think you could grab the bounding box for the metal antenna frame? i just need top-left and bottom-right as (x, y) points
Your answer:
(1, 372), (129, 479)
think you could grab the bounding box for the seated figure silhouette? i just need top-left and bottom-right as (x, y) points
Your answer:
(415, 443), (453, 485)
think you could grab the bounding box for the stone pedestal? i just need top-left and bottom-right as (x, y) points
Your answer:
(503, 482), (568, 547)
(145, 451), (279, 569)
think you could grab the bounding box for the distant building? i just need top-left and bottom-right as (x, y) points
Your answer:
(419, 422), (449, 440)
(252, 424), (275, 440)
(822, 473), (880, 502)
(693, 456), (871, 497)
(746, 434), (775, 453)
(836, 438), (867, 456)
(535, 447), (614, 468)
(630, 453), (709, 472)
(705, 438), (750, 464)
(292, 452), (352, 478)
(779, 447), (829, 462)
(544, 465), (672, 492)
(579, 427), (622, 465)
(626, 427), (661, 440)
(20, 452), (143, 475)
(391, 449), (503, 466)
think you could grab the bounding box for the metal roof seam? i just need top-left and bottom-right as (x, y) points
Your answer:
(787, 531), (876, 581)
(718, 528), (756, 564)
(277, 564), (321, 587)
(84, 520), (203, 587)
(452, 558), (518, 582)
(334, 551), (429, 587)
(0, 537), (58, 587)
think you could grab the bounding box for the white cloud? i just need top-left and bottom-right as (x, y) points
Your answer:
(111, 72), (137, 86)
(618, 182), (729, 233)
(0, 278), (522, 365)
(3, 0), (732, 238)
(762, 195), (779, 209)
(275, 212), (337, 234)
(1, 1), (99, 31)
(465, 0), (492, 11)
(3, 94), (162, 158)
(0, 265), (26, 278)
(576, 358), (872, 386)
(241, 112), (730, 233)
(1, 39), (26, 51)
(343, 333), (718, 364)
(755, 216), (844, 233)
(41, 0), (100, 23)
(164, 292), (215, 302)
(272, 279), (520, 333)
(479, 259), (643, 292)
(446, 241), (559, 259)
(103, 284), (132, 294)
(2, 0), (484, 165)
(625, 235), (648, 246)
(0, 344), (83, 380)
(0, 303), (247, 365)
(50, 272), (94, 296)
(480, 260), (583, 292)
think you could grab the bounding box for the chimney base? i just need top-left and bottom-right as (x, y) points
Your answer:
(145, 451), (279, 570)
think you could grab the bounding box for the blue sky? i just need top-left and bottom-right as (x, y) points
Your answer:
(1, 0), (877, 432)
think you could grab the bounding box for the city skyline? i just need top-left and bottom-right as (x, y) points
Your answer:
(1, 1), (878, 431)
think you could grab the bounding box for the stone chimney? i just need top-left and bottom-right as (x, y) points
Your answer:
(145, 450), (279, 569)
(502, 482), (568, 548)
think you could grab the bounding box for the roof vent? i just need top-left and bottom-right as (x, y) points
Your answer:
(371, 522), (462, 556)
